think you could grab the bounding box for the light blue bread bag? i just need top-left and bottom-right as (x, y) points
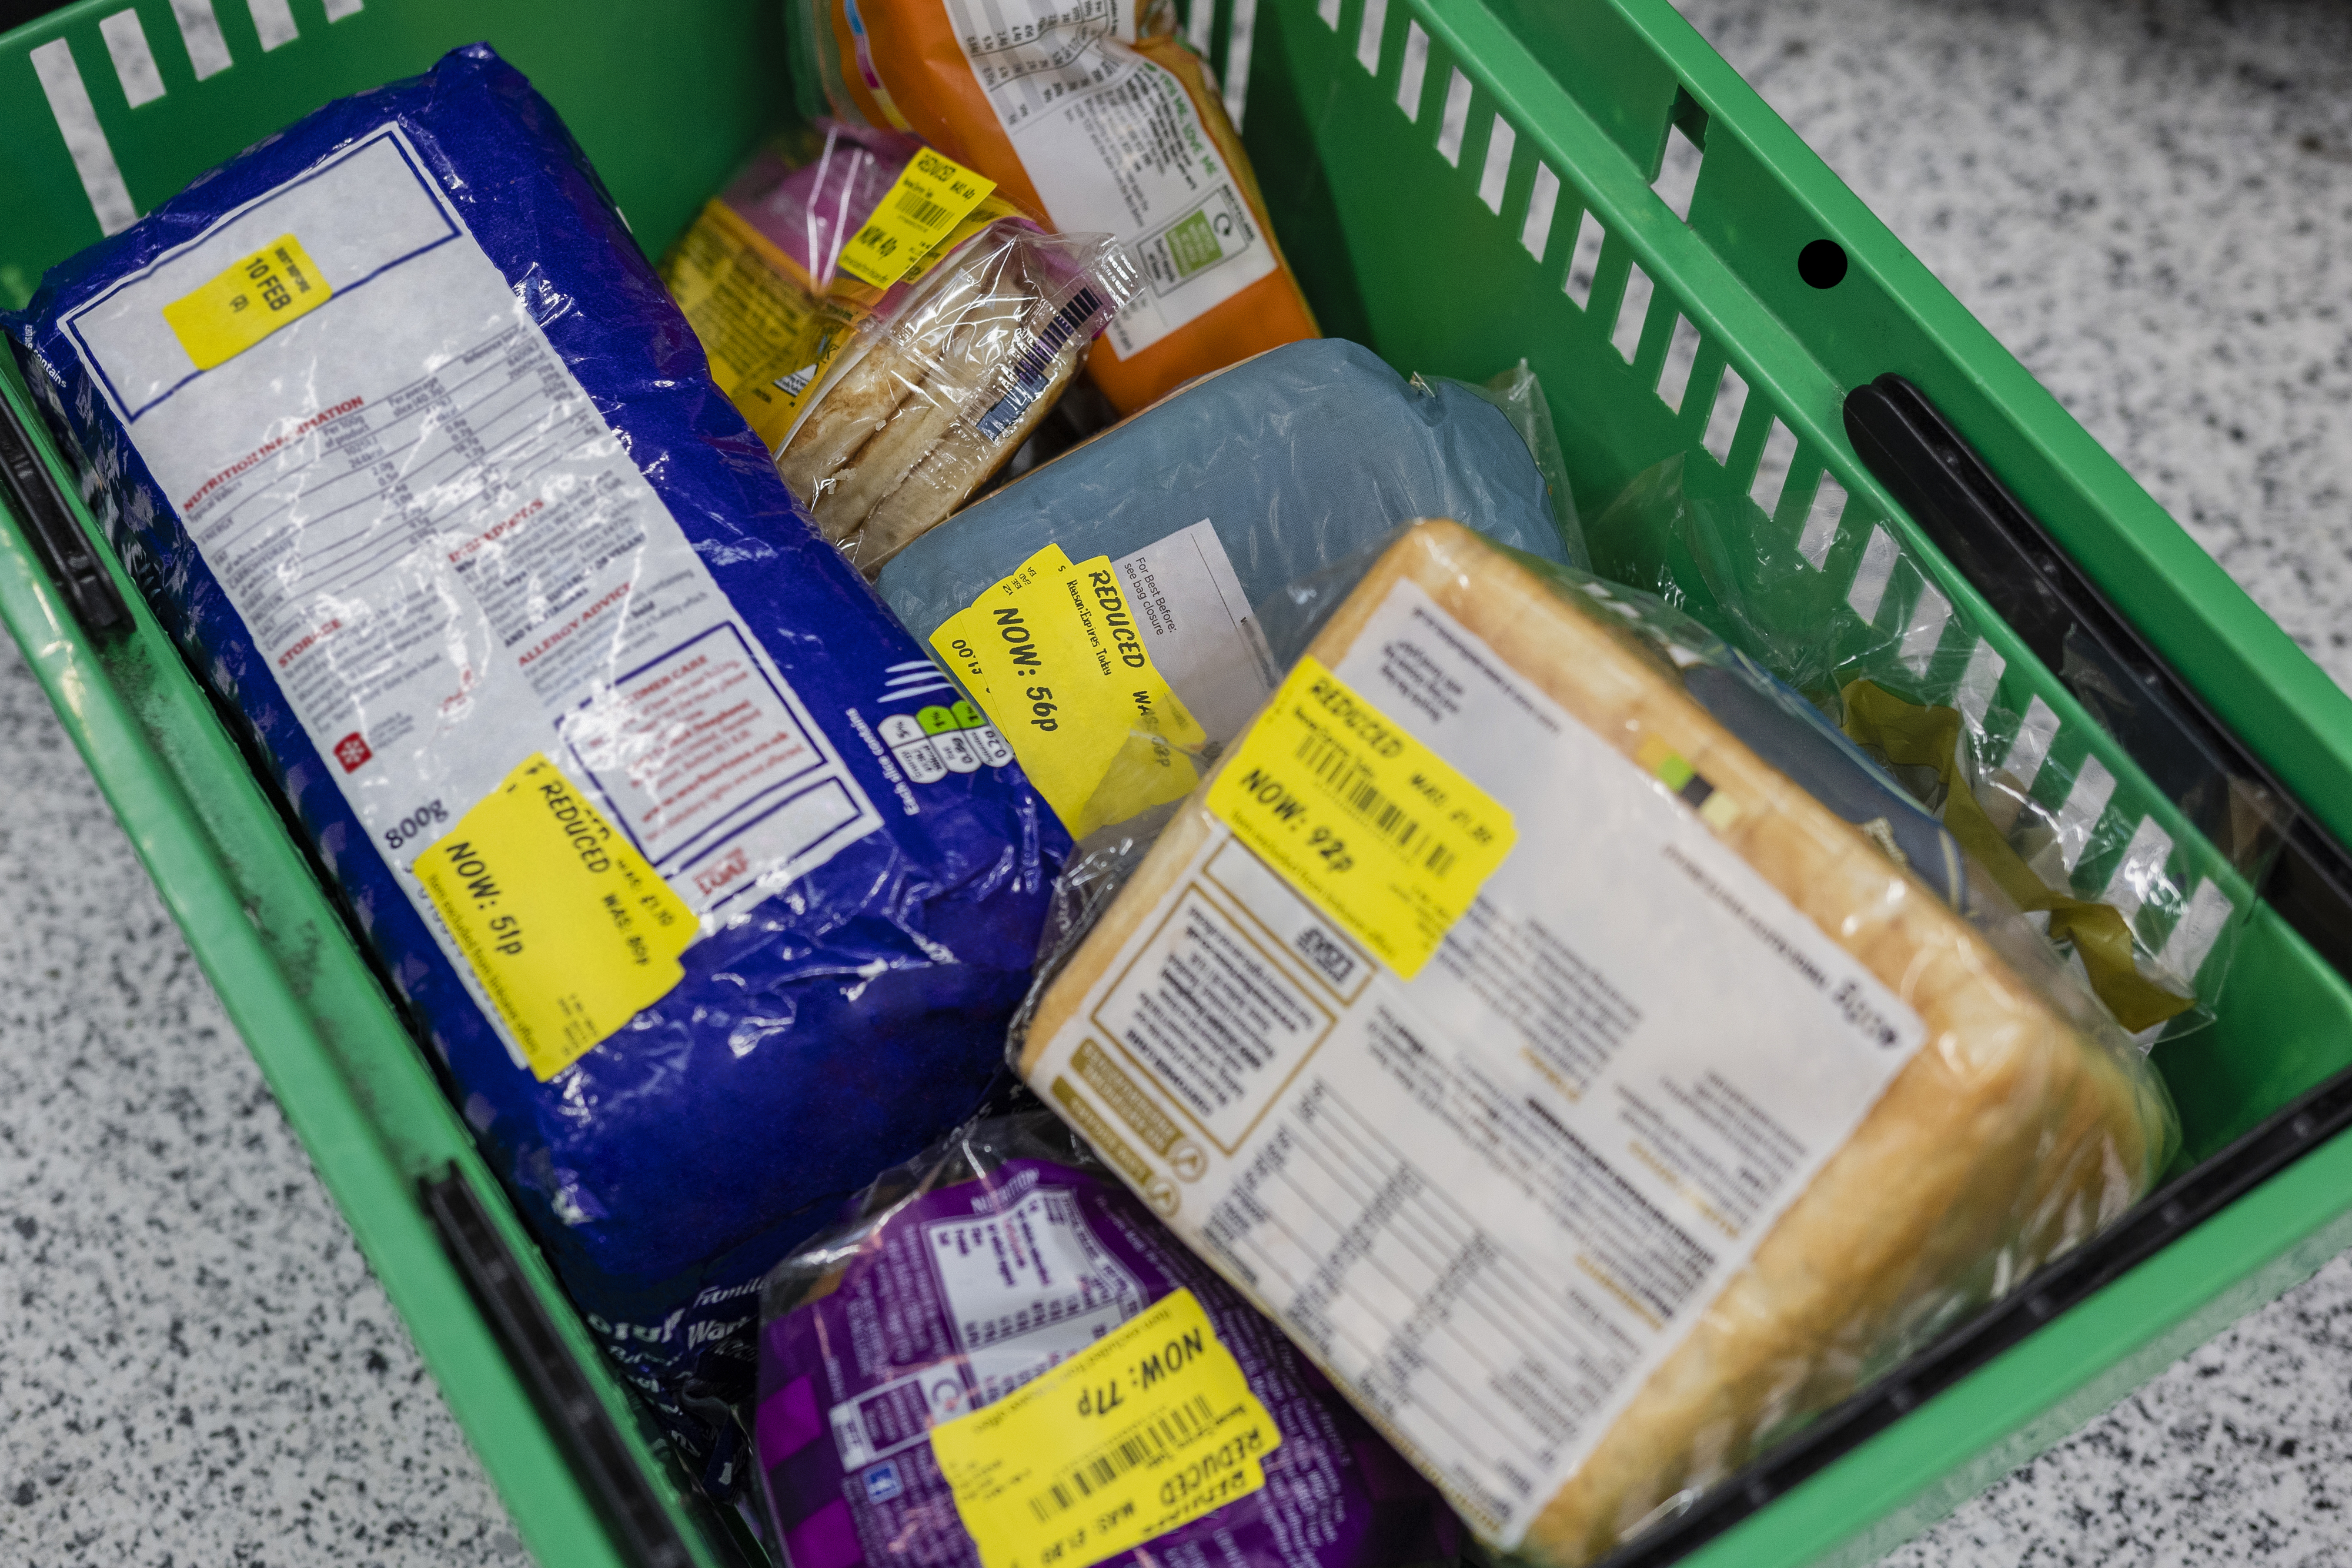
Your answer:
(877, 338), (1583, 753)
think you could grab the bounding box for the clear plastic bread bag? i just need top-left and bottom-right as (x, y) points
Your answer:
(661, 120), (1137, 574)
(1584, 454), (2293, 1042)
(1006, 517), (2177, 1566)
(747, 1102), (1465, 1566)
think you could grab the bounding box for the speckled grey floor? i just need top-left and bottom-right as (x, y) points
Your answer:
(7, 1), (2352, 1566)
(0, 650), (532, 1568)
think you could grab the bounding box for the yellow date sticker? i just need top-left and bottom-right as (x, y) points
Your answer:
(416, 754), (694, 1081)
(930, 1289), (1279, 1568)
(161, 233), (330, 371)
(1207, 656), (1516, 980)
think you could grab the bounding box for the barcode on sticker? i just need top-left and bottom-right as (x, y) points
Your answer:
(1028, 1394), (1218, 1521)
(1297, 729), (1456, 877)
(896, 187), (953, 229)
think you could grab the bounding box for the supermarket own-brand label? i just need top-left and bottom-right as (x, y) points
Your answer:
(939, 0), (1277, 357)
(58, 126), (904, 1075)
(1023, 577), (1929, 1546)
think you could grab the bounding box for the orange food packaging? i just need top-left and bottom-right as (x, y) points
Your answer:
(800, 0), (1318, 412)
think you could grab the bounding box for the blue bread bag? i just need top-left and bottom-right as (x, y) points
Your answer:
(8, 44), (1064, 1480)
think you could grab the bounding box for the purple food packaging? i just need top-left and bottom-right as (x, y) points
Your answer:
(750, 1109), (1464, 1567)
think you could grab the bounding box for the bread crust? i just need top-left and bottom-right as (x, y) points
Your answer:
(1023, 520), (2159, 1564)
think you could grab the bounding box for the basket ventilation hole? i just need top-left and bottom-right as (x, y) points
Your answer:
(1956, 639), (2006, 731)
(325, 0), (366, 18)
(100, 12), (166, 107)
(2002, 695), (2061, 790)
(1317, 0), (1341, 26)
(1657, 316), (1701, 413)
(1611, 265), (1653, 363)
(1846, 524), (1899, 623)
(248, 0), (299, 51)
(1356, 0), (1387, 74)
(1521, 163), (1559, 260)
(171, 0), (234, 79)
(1478, 113), (1515, 211)
(30, 39), (137, 236)
(1196, 0), (1223, 52)
(2102, 818), (2176, 919)
(2161, 881), (2233, 981)
(1701, 365), (1747, 463)
(1899, 584), (1953, 676)
(1435, 71), (1472, 164)
(1396, 22), (1430, 120)
(1565, 209), (1605, 308)
(1222, 0), (1257, 127)
(1749, 419), (1798, 516)
(1653, 124), (1703, 222)
(2052, 755), (2118, 875)
(1800, 238), (1849, 289)
(1797, 474), (1846, 568)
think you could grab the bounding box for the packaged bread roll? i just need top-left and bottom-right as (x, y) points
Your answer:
(801, 0), (1318, 413)
(1016, 519), (2173, 1564)
(663, 123), (1134, 574)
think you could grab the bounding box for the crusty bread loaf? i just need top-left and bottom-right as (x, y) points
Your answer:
(1023, 518), (2165, 1566)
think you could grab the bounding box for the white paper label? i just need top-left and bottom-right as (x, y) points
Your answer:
(1025, 579), (1926, 1544)
(1112, 517), (1278, 745)
(61, 126), (886, 1069)
(940, 0), (1277, 356)
(924, 1183), (1149, 1404)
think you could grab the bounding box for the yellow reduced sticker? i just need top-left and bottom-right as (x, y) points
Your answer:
(1207, 656), (1516, 979)
(837, 148), (997, 288)
(930, 1289), (1279, 1568)
(161, 233), (330, 371)
(931, 543), (1206, 837)
(416, 754), (695, 1081)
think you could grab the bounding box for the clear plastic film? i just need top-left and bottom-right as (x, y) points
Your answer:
(790, 0), (1319, 413)
(748, 1104), (1463, 1567)
(660, 120), (1137, 576)
(1587, 454), (2286, 1041)
(1010, 517), (2177, 1567)
(885, 338), (1585, 842)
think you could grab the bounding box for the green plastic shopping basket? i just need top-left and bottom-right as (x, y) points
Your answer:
(4, 2), (2351, 1565)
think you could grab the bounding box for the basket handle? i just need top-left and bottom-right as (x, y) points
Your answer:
(0, 391), (126, 637)
(420, 1168), (701, 1568)
(1843, 373), (2352, 980)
